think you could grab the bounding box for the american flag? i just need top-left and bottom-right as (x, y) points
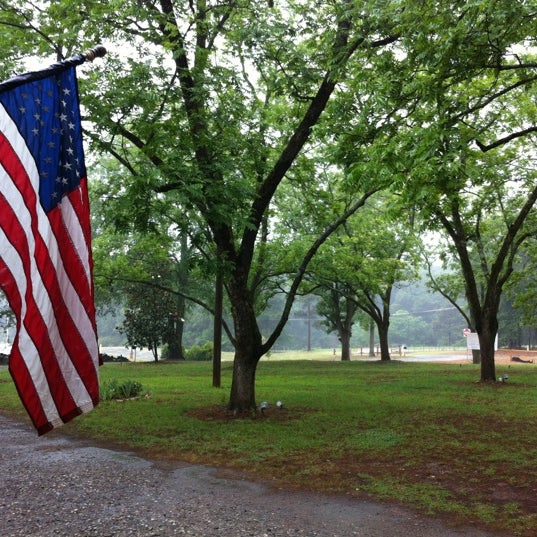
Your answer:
(0, 60), (99, 434)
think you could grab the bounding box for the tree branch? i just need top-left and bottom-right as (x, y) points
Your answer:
(484, 62), (537, 70)
(240, 9), (398, 268)
(475, 126), (537, 152)
(94, 272), (235, 343)
(423, 254), (472, 328)
(459, 75), (537, 121)
(490, 183), (537, 292)
(261, 189), (379, 353)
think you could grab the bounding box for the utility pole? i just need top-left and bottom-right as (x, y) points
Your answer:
(212, 260), (223, 387)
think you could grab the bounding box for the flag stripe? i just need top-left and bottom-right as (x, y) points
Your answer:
(55, 190), (93, 300)
(68, 180), (99, 342)
(0, 229), (62, 430)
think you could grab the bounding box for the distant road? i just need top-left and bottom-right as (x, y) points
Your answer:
(99, 347), (472, 363)
(402, 352), (470, 362)
(100, 346), (154, 361)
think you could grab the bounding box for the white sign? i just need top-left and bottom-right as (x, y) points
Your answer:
(466, 332), (480, 350)
(465, 332), (498, 351)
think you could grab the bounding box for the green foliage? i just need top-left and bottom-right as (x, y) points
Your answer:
(303, 193), (422, 357)
(185, 342), (213, 361)
(118, 284), (177, 361)
(100, 379), (144, 401)
(160, 343), (186, 361)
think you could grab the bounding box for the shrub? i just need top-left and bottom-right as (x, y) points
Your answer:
(100, 353), (129, 363)
(185, 342), (213, 361)
(159, 344), (186, 361)
(100, 379), (144, 401)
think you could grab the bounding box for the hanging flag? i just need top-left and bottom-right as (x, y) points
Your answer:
(0, 49), (105, 434)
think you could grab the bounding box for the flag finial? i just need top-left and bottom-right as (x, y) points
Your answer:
(83, 45), (107, 62)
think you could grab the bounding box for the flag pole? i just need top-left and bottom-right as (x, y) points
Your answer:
(0, 45), (107, 94)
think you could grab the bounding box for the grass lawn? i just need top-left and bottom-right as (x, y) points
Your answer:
(1, 355), (537, 535)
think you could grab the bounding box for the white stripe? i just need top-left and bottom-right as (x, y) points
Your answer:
(38, 200), (99, 364)
(31, 154), (99, 375)
(0, 106), (97, 408)
(0, 224), (62, 426)
(59, 197), (99, 369)
(60, 194), (92, 293)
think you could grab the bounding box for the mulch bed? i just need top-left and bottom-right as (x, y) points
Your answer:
(184, 403), (310, 422)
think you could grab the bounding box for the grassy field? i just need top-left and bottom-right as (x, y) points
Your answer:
(1, 355), (537, 535)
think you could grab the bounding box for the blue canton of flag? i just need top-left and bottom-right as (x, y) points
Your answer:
(0, 70), (87, 212)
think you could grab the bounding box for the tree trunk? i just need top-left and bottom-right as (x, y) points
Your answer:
(377, 322), (391, 361)
(227, 270), (263, 413)
(229, 349), (259, 414)
(167, 316), (185, 360)
(340, 328), (351, 361)
(479, 318), (498, 382)
(213, 265), (223, 388)
(151, 342), (159, 362)
(169, 233), (189, 361)
(368, 320), (376, 357)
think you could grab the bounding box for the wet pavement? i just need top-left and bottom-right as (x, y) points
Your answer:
(0, 414), (506, 537)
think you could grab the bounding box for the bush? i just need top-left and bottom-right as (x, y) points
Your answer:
(185, 342), (213, 361)
(100, 379), (144, 401)
(100, 353), (130, 363)
(159, 344), (186, 361)
(160, 344), (170, 361)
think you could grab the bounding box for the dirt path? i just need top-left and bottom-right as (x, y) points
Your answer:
(0, 414), (507, 537)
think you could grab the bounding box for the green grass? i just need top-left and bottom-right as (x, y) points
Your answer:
(2, 358), (537, 535)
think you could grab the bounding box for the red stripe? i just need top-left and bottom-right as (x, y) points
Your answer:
(69, 178), (93, 262)
(47, 185), (95, 324)
(34, 212), (95, 358)
(9, 348), (52, 435)
(0, 257), (51, 433)
(69, 178), (97, 327)
(76, 178), (98, 337)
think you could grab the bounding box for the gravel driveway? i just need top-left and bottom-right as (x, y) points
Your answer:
(0, 414), (505, 537)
